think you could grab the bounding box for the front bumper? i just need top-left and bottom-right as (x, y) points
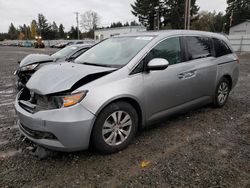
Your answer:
(15, 92), (96, 152)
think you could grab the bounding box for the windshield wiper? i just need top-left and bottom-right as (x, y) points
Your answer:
(82, 62), (114, 68)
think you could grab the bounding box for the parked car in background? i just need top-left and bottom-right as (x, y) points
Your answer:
(50, 40), (95, 48)
(15, 44), (92, 89)
(20, 41), (33, 47)
(54, 41), (70, 48)
(15, 30), (239, 154)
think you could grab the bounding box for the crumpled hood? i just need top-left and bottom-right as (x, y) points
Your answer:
(20, 54), (54, 67)
(26, 62), (116, 95)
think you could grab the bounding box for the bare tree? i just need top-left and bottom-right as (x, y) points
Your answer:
(80, 10), (100, 32)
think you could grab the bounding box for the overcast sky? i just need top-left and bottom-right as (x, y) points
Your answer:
(0, 0), (227, 33)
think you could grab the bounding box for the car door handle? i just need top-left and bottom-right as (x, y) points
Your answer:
(178, 70), (197, 80)
(177, 73), (185, 79)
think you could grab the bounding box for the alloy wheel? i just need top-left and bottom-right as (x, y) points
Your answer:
(102, 111), (132, 146)
(217, 82), (229, 104)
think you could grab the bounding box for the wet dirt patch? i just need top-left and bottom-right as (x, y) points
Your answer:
(0, 149), (22, 160)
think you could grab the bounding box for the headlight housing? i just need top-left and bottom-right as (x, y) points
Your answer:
(20, 64), (39, 71)
(50, 91), (87, 108)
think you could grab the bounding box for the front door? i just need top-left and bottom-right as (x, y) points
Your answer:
(143, 36), (214, 122)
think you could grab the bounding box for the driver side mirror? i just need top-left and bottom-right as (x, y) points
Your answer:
(147, 58), (169, 71)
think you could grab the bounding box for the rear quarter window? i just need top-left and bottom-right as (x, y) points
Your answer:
(213, 38), (232, 57)
(186, 36), (212, 60)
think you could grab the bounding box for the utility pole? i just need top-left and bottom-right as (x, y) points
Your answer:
(230, 0), (237, 28)
(154, 6), (160, 30)
(158, 11), (160, 30)
(74, 12), (80, 40)
(184, 0), (191, 30)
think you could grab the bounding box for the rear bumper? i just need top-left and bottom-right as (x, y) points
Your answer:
(15, 92), (96, 152)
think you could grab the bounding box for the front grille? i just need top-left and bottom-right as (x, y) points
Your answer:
(20, 123), (57, 140)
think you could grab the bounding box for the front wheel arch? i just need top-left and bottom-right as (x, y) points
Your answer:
(93, 97), (144, 130)
(222, 75), (232, 91)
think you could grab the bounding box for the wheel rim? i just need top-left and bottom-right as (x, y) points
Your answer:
(102, 111), (132, 146)
(217, 82), (229, 104)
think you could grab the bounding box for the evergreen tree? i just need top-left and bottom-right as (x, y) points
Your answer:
(213, 12), (226, 32)
(37, 13), (51, 39)
(130, 20), (139, 26)
(225, 0), (250, 30)
(124, 22), (130, 26)
(0, 33), (9, 41)
(111, 22), (123, 28)
(191, 11), (226, 33)
(164, 0), (199, 29)
(58, 24), (65, 39)
(26, 26), (32, 39)
(51, 21), (59, 39)
(131, 0), (160, 30)
(19, 24), (31, 40)
(69, 26), (79, 39)
(131, 0), (199, 30)
(8, 23), (18, 40)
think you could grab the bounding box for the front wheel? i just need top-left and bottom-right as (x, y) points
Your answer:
(91, 102), (138, 154)
(213, 78), (230, 108)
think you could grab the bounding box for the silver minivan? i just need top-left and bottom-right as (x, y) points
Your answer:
(15, 30), (239, 153)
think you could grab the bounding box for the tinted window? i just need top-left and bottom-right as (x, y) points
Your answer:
(186, 36), (212, 60)
(147, 37), (182, 65)
(70, 48), (88, 59)
(213, 38), (232, 57)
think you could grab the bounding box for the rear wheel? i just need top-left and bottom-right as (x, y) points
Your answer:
(92, 102), (138, 154)
(213, 78), (230, 108)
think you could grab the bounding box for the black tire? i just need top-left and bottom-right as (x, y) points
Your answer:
(91, 102), (138, 154)
(213, 77), (230, 108)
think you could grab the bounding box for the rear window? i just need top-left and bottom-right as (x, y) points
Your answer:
(186, 36), (212, 60)
(213, 38), (232, 57)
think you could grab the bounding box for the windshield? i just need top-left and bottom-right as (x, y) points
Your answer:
(51, 46), (79, 58)
(74, 36), (154, 67)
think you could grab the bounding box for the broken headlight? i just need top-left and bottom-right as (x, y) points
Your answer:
(20, 63), (39, 71)
(50, 91), (87, 108)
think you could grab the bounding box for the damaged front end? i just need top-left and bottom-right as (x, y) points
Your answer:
(18, 87), (88, 113)
(15, 66), (38, 90)
(15, 87), (97, 151)
(18, 62), (117, 113)
(15, 62), (117, 151)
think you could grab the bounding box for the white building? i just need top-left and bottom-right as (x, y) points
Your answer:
(229, 20), (250, 35)
(94, 26), (146, 41)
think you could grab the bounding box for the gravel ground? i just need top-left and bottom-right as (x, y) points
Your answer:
(0, 46), (249, 188)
